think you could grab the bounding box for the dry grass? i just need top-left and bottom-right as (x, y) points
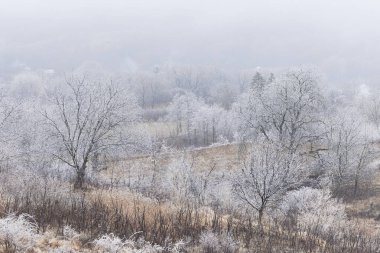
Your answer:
(2, 181), (380, 252)
(99, 141), (380, 230)
(2, 142), (380, 252)
(344, 169), (380, 234)
(136, 121), (177, 139)
(99, 143), (243, 182)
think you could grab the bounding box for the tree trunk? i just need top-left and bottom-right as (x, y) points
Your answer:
(74, 167), (86, 190)
(258, 208), (264, 229)
(354, 174), (359, 197)
(212, 124), (216, 143)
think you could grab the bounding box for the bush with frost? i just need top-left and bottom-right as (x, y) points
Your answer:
(0, 213), (39, 252)
(199, 231), (237, 253)
(93, 234), (126, 252)
(168, 239), (186, 253)
(0, 166), (71, 201)
(134, 237), (164, 252)
(49, 244), (80, 253)
(278, 187), (348, 236)
(219, 232), (238, 253)
(199, 231), (220, 252)
(63, 225), (80, 240)
(161, 158), (203, 205)
(93, 233), (186, 253)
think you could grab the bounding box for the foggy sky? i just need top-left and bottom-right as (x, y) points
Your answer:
(1, 0), (380, 86)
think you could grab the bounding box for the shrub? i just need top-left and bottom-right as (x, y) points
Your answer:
(0, 213), (39, 252)
(278, 187), (348, 237)
(199, 231), (220, 252)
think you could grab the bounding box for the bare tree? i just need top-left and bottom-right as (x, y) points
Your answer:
(232, 141), (307, 227)
(324, 111), (374, 196)
(360, 94), (380, 129)
(0, 92), (21, 170)
(43, 77), (140, 189)
(238, 69), (324, 155)
(166, 92), (202, 145)
(251, 72), (266, 90)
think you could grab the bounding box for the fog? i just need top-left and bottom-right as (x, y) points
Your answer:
(2, 2), (380, 251)
(1, 0), (380, 86)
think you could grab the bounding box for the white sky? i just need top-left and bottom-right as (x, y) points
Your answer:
(1, 0), (380, 86)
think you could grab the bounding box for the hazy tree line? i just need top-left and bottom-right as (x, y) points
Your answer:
(0, 66), (378, 199)
(1, 66), (378, 199)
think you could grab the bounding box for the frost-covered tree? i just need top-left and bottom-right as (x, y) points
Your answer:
(235, 69), (324, 154)
(251, 72), (266, 91)
(358, 91), (380, 130)
(167, 91), (234, 146)
(170, 65), (227, 98)
(323, 108), (374, 196)
(166, 92), (203, 144)
(232, 141), (307, 226)
(42, 76), (140, 189)
(0, 91), (22, 170)
(129, 70), (172, 109)
(17, 100), (54, 174)
(192, 104), (232, 145)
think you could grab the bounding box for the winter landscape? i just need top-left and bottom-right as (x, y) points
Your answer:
(1, 1), (380, 252)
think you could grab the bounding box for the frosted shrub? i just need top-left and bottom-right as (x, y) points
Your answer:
(208, 179), (234, 209)
(0, 213), (39, 252)
(162, 158), (202, 205)
(93, 234), (126, 252)
(169, 240), (186, 253)
(135, 237), (164, 252)
(0, 166), (70, 201)
(219, 232), (238, 253)
(94, 234), (186, 253)
(279, 187), (347, 237)
(199, 231), (220, 252)
(50, 244), (80, 253)
(63, 225), (80, 240)
(199, 231), (237, 253)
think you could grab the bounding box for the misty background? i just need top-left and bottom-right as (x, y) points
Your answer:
(1, 0), (380, 88)
(2, 3), (380, 252)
